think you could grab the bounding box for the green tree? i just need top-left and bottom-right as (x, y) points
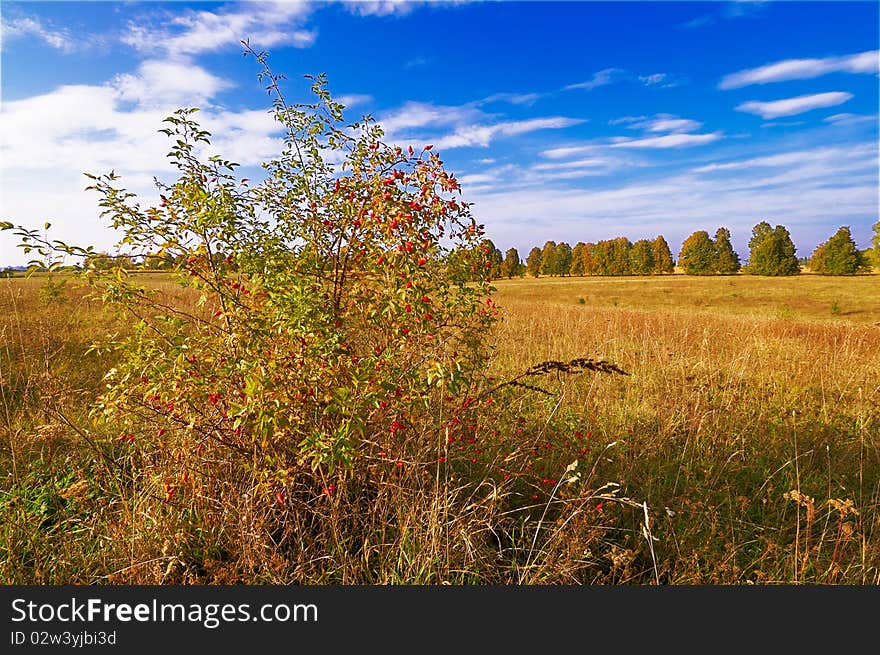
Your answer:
(713, 227), (740, 274)
(500, 247), (521, 279)
(810, 226), (869, 275)
(541, 240), (558, 276)
(651, 235), (675, 274)
(679, 231), (716, 275)
(871, 219), (880, 269)
(630, 239), (656, 276)
(555, 242), (573, 276)
(526, 246), (543, 278)
(746, 221), (800, 276)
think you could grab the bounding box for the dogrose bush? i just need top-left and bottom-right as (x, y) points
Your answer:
(9, 45), (501, 577)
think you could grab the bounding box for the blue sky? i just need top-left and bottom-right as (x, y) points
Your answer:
(1, 1), (878, 266)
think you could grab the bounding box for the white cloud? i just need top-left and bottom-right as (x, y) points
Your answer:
(337, 94), (374, 109)
(736, 92), (852, 119)
(2, 16), (75, 52)
(610, 132), (721, 149)
(121, 2), (316, 55)
(114, 59), (234, 109)
(344, 0), (420, 17)
(0, 68), (291, 266)
(564, 68), (624, 91)
(719, 50), (880, 89)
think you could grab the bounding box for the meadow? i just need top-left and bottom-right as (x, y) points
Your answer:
(2, 272), (878, 584)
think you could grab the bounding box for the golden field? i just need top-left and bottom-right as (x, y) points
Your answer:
(2, 272), (879, 584)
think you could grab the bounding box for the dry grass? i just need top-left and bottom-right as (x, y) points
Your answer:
(2, 273), (878, 584)
(488, 275), (880, 583)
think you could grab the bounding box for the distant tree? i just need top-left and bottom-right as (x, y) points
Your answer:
(606, 237), (633, 275)
(630, 239), (656, 275)
(810, 226), (870, 275)
(592, 240), (610, 276)
(872, 219), (880, 268)
(143, 252), (174, 270)
(713, 227), (741, 274)
(481, 239), (504, 280)
(526, 246), (543, 278)
(84, 252), (120, 270)
(651, 235), (675, 274)
(746, 221), (800, 276)
(809, 242), (827, 273)
(580, 242), (595, 275)
(678, 230), (716, 275)
(500, 247), (521, 279)
(541, 241), (558, 276)
(570, 242), (587, 276)
(555, 242), (573, 276)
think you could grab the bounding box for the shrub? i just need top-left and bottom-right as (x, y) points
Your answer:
(11, 47), (498, 503)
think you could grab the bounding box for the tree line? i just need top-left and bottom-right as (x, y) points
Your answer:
(10, 220), (877, 278)
(481, 220), (879, 279)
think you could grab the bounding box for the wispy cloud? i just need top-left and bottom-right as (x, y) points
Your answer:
(680, 15), (715, 29)
(623, 114), (703, 133)
(432, 117), (584, 150)
(691, 144), (875, 174)
(478, 92), (542, 107)
(377, 98), (582, 150)
(608, 116), (647, 126)
(823, 113), (877, 126)
(467, 140), (877, 257)
(564, 68), (624, 91)
(540, 145), (601, 160)
(680, 1), (768, 30)
(610, 132), (721, 149)
(530, 157), (611, 172)
(639, 73), (669, 87)
(404, 56), (429, 69)
(719, 50), (879, 89)
(2, 15), (76, 53)
(736, 92), (853, 119)
(378, 101), (482, 136)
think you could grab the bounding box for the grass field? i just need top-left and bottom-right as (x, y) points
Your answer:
(2, 272), (879, 584)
